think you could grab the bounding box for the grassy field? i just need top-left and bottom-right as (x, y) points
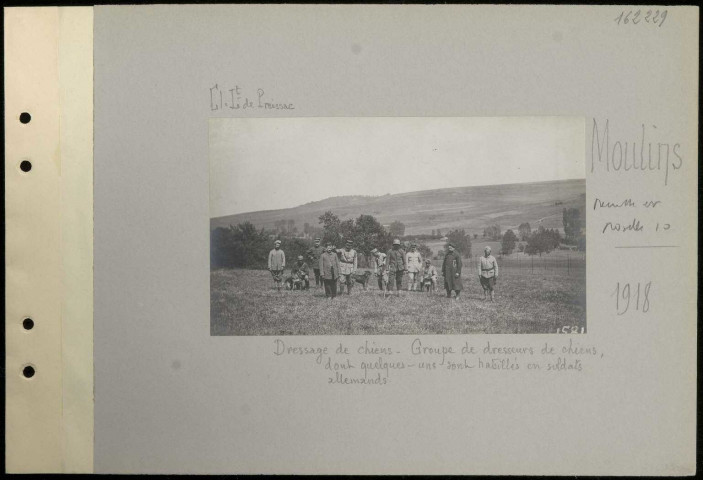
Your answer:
(211, 265), (586, 336)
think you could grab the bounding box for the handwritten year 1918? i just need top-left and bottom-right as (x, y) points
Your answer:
(615, 9), (667, 27)
(612, 281), (652, 315)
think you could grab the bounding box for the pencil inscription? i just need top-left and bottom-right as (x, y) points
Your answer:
(593, 197), (672, 236)
(591, 119), (683, 186)
(614, 9), (668, 27)
(209, 84), (295, 111)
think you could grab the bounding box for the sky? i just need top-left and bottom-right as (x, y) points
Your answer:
(209, 116), (585, 217)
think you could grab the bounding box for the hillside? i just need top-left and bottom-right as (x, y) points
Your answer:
(210, 178), (586, 236)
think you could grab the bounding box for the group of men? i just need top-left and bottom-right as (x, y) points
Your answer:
(267, 237), (499, 301)
(369, 240), (432, 294)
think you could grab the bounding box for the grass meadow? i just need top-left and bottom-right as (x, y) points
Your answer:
(210, 262), (586, 335)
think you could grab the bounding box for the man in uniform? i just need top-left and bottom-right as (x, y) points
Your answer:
(441, 243), (463, 299)
(371, 248), (388, 292)
(421, 259), (438, 292)
(337, 239), (358, 295)
(385, 238), (406, 296)
(307, 238), (325, 288)
(405, 242), (423, 291)
(478, 246), (499, 301)
(267, 239), (286, 291)
(319, 243), (340, 299)
(292, 255), (310, 290)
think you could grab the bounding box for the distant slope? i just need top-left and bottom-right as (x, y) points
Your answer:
(211, 179), (586, 236)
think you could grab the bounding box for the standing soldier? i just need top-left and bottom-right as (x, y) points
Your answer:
(268, 239), (286, 291)
(405, 243), (423, 291)
(442, 243), (463, 299)
(371, 248), (388, 292)
(319, 243), (340, 299)
(385, 239), (406, 296)
(478, 246), (499, 301)
(307, 237), (325, 288)
(337, 240), (358, 295)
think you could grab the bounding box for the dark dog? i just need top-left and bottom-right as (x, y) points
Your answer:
(350, 270), (373, 290)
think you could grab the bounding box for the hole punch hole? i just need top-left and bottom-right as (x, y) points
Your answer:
(23, 365), (35, 378)
(19, 112), (31, 124)
(23, 318), (34, 330)
(20, 160), (32, 172)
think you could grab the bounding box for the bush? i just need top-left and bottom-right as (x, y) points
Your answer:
(483, 224), (502, 241)
(501, 229), (518, 255)
(524, 228), (562, 256)
(418, 243), (433, 260)
(446, 229), (472, 258)
(211, 222), (271, 269)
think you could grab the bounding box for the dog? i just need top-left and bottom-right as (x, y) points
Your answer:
(350, 270), (373, 290)
(285, 274), (304, 290)
(421, 276), (436, 293)
(374, 270), (389, 297)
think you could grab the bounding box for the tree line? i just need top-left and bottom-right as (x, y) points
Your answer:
(498, 207), (585, 256)
(211, 207), (584, 270)
(212, 211), (463, 270)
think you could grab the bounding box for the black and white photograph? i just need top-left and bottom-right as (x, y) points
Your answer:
(210, 117), (586, 335)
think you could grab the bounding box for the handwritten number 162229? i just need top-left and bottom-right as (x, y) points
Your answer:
(612, 282), (652, 315)
(615, 9), (667, 27)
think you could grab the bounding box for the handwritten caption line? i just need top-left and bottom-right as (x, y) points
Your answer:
(273, 338), (605, 386)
